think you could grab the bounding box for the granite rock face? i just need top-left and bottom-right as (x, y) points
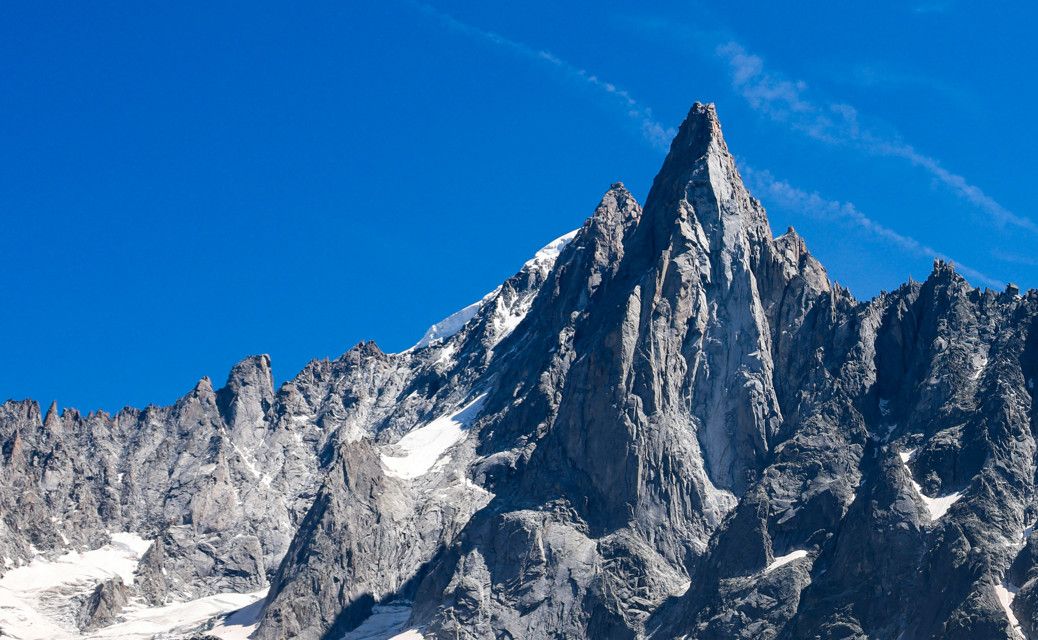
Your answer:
(76, 576), (129, 631)
(2, 103), (1037, 639)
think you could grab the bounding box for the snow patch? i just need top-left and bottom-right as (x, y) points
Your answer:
(434, 342), (458, 366)
(93, 589), (266, 639)
(229, 438), (267, 485)
(0, 532), (152, 638)
(414, 298), (486, 349)
(0, 533), (150, 593)
(765, 549), (809, 573)
(995, 581), (1025, 639)
(410, 230), (577, 351)
(197, 590), (267, 640)
(971, 352), (988, 380)
(899, 448), (963, 520)
(488, 298), (529, 346)
(522, 229), (578, 275)
(380, 394), (487, 479)
(877, 401), (900, 440)
(915, 490), (963, 520)
(339, 602), (424, 640)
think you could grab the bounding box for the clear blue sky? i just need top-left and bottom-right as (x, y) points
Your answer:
(2, 1), (1036, 412)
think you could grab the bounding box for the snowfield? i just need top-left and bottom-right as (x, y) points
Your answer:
(410, 229), (578, 352)
(338, 602), (424, 639)
(899, 448), (963, 521)
(380, 394), (487, 479)
(0, 533), (267, 640)
(765, 549), (809, 573)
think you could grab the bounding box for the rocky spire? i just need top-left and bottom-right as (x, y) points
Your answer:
(43, 400), (61, 432)
(640, 102), (771, 258)
(216, 354), (274, 435)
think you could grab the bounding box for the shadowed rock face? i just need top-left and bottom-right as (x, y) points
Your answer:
(2, 103), (1037, 639)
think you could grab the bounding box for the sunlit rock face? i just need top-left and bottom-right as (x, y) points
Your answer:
(2, 103), (1037, 640)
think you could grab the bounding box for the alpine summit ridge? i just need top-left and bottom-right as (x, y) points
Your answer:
(2, 103), (1038, 640)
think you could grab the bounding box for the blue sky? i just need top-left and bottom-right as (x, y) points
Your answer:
(2, 1), (1036, 412)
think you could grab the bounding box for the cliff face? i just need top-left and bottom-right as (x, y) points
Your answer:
(2, 103), (1037, 640)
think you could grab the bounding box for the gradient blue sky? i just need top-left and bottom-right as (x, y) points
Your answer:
(2, 1), (1036, 412)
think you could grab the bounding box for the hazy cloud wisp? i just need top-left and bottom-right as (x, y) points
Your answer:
(409, 1), (675, 150)
(716, 42), (1037, 235)
(408, 3), (1002, 291)
(742, 166), (1003, 288)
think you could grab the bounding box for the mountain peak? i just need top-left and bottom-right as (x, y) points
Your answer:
(594, 181), (639, 220)
(643, 101), (743, 212)
(639, 101), (770, 258)
(7, 100), (1035, 640)
(669, 101), (724, 157)
(43, 400), (60, 430)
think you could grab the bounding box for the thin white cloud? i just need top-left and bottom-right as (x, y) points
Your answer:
(912, 1), (956, 14)
(408, 4), (1003, 290)
(742, 166), (1003, 289)
(715, 42), (1038, 235)
(408, 1), (675, 150)
(991, 250), (1038, 268)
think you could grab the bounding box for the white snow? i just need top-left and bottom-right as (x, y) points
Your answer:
(489, 301), (528, 345)
(339, 602), (424, 640)
(0, 532), (266, 640)
(409, 229), (577, 351)
(485, 230), (579, 347)
(971, 352), (988, 380)
(876, 400), (898, 440)
(765, 549), (809, 573)
(899, 447), (963, 520)
(206, 592), (267, 640)
(995, 581), (1025, 639)
(413, 298), (486, 349)
(92, 590), (266, 639)
(380, 394), (487, 479)
(916, 490), (963, 520)
(229, 438), (266, 484)
(0, 533), (150, 594)
(434, 342), (457, 366)
(522, 229), (578, 275)
(0, 533), (151, 639)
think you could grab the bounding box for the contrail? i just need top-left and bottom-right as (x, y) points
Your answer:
(408, 1), (675, 150)
(407, 4), (1003, 289)
(715, 41), (1037, 235)
(742, 166), (1003, 289)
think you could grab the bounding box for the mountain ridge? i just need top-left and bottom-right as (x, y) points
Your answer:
(2, 102), (1038, 640)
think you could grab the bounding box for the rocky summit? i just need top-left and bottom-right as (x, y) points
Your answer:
(2, 102), (1037, 640)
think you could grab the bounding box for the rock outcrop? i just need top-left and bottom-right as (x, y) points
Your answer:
(76, 576), (128, 631)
